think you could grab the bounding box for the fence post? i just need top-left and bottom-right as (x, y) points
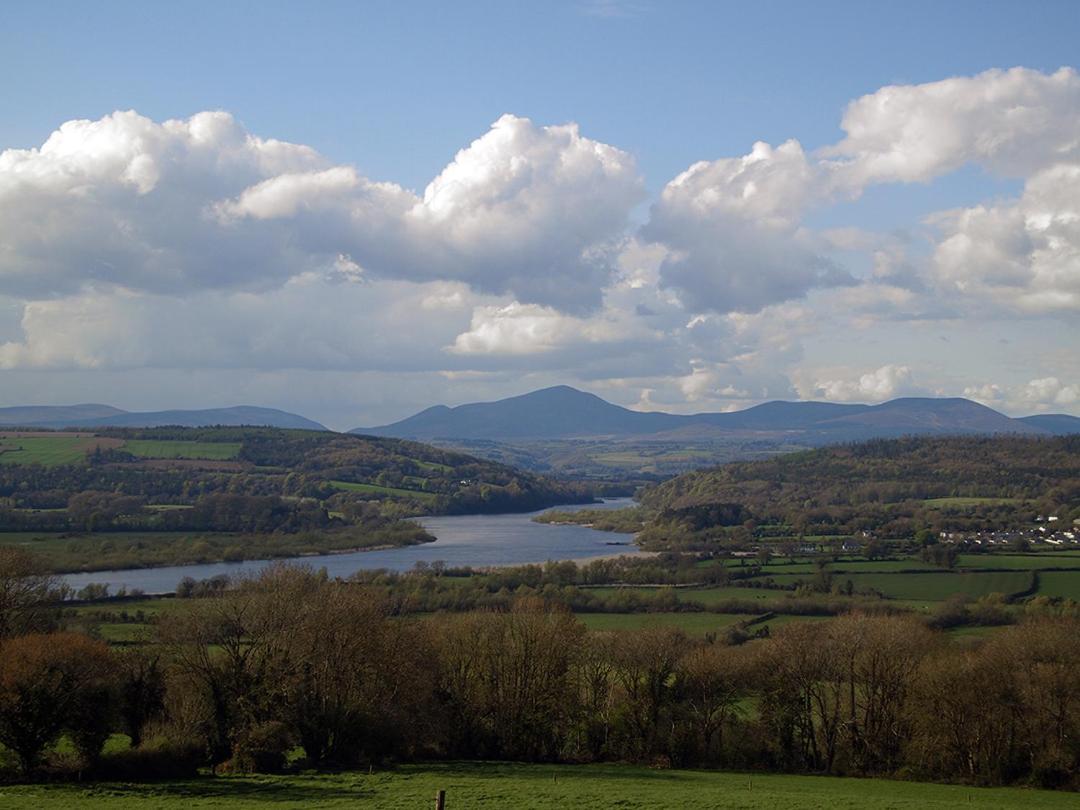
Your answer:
(435, 789), (446, 810)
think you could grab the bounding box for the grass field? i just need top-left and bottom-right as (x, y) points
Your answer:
(922, 496), (1023, 507)
(752, 571), (1032, 601)
(957, 553), (1080, 570)
(0, 436), (102, 466)
(413, 459), (453, 473)
(1036, 571), (1080, 600)
(122, 440), (243, 460)
(758, 560), (938, 574)
(577, 612), (831, 635)
(830, 571), (1032, 601)
(328, 480), (438, 502)
(0, 762), (1072, 809)
(586, 585), (782, 605)
(576, 612), (748, 634)
(589, 568), (1043, 607)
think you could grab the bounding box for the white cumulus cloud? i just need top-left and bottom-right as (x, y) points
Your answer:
(0, 111), (642, 310)
(812, 364), (917, 403)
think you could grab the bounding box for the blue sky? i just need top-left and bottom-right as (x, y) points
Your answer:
(1, 1), (1078, 426)
(6, 0), (1076, 195)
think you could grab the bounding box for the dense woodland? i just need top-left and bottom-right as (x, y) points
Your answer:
(0, 560), (1078, 790)
(631, 436), (1080, 549)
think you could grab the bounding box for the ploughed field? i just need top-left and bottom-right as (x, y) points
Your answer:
(0, 762), (1073, 809)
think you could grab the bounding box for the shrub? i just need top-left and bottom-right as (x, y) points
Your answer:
(223, 721), (293, 774)
(93, 736), (203, 781)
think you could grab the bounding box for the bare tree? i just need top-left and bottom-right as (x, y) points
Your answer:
(0, 548), (63, 640)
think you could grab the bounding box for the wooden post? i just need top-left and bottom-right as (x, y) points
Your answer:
(435, 789), (446, 810)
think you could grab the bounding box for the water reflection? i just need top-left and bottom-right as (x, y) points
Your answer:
(61, 498), (638, 594)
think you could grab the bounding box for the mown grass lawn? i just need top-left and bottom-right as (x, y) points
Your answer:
(0, 762), (1072, 809)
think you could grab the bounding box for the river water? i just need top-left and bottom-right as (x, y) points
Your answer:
(61, 498), (638, 594)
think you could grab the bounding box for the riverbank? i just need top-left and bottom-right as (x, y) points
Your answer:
(59, 499), (640, 594)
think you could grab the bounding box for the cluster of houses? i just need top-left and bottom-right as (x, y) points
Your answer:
(938, 515), (1080, 547)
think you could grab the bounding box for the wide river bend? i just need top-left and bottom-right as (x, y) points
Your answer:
(61, 498), (638, 595)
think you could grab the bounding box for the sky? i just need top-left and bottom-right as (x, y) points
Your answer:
(1, 0), (1078, 429)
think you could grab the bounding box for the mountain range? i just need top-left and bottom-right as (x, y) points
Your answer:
(352, 385), (1080, 443)
(3, 388), (1077, 446)
(0, 404), (327, 431)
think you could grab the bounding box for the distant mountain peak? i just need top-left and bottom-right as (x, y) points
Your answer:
(350, 386), (1071, 443)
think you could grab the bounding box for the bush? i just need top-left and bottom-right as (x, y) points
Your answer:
(222, 721), (293, 774)
(93, 736), (203, 781)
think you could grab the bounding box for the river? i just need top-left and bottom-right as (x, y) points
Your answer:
(61, 498), (639, 595)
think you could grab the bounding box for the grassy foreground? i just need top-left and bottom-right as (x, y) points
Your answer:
(0, 763), (1073, 809)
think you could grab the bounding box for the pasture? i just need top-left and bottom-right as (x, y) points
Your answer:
(0, 435), (118, 466)
(0, 762), (1072, 809)
(576, 612), (828, 635)
(922, 496), (1023, 507)
(122, 440), (243, 460)
(956, 553), (1080, 570)
(0, 435), (243, 465)
(1036, 571), (1080, 600)
(586, 585), (781, 604)
(576, 611), (747, 634)
(328, 480), (438, 502)
(769, 571), (1033, 601)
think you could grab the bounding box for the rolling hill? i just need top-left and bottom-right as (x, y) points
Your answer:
(1018, 413), (1080, 435)
(0, 404), (327, 431)
(353, 386), (1060, 442)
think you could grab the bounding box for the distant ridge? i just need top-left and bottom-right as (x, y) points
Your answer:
(354, 386), (686, 440)
(352, 386), (1071, 443)
(0, 404), (125, 426)
(1017, 413), (1080, 435)
(0, 404), (327, 431)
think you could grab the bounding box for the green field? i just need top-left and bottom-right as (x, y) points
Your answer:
(576, 612), (747, 634)
(577, 612), (831, 635)
(65, 598), (176, 619)
(0, 763), (1071, 809)
(587, 585), (782, 605)
(592, 449), (714, 467)
(328, 480), (438, 502)
(122, 440), (243, 460)
(1036, 571), (1080, 600)
(0, 436), (96, 466)
(414, 459), (453, 473)
(0, 436), (244, 465)
(957, 553), (1080, 570)
(759, 559), (938, 574)
(587, 567), (1044, 607)
(922, 496), (1022, 507)
(825, 571), (1032, 601)
(748, 571), (1032, 601)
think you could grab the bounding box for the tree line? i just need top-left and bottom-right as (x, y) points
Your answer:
(0, 560), (1077, 789)
(635, 436), (1080, 548)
